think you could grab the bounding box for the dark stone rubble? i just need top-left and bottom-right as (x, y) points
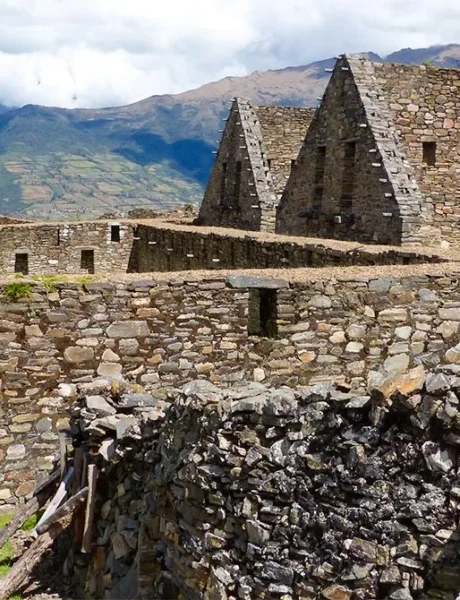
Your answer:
(68, 372), (460, 599)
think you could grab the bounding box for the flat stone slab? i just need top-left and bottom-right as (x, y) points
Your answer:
(226, 275), (289, 289)
(106, 320), (149, 338)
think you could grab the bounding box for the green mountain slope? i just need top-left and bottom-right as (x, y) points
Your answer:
(1, 44), (459, 220)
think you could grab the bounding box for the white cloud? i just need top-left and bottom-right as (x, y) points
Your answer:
(0, 0), (459, 108)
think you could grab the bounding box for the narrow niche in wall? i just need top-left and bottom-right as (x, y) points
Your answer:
(340, 141), (356, 212)
(80, 249), (95, 274)
(248, 288), (278, 337)
(111, 224), (121, 242)
(423, 141), (436, 166)
(313, 145), (326, 210)
(220, 162), (227, 203)
(14, 253), (28, 275)
(234, 160), (242, 206)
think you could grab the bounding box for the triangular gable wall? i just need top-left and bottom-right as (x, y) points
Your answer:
(198, 98), (275, 232)
(277, 55), (429, 245)
(348, 55), (429, 244)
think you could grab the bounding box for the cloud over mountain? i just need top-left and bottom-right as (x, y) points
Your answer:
(1, 0), (460, 108)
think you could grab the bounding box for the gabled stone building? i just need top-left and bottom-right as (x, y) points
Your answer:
(277, 54), (460, 246)
(198, 98), (314, 232)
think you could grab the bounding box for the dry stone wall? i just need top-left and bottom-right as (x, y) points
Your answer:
(132, 223), (439, 272)
(69, 376), (460, 599)
(276, 57), (424, 245)
(255, 106), (314, 199)
(0, 217), (441, 281)
(376, 61), (460, 245)
(0, 221), (134, 275)
(3, 268), (460, 505)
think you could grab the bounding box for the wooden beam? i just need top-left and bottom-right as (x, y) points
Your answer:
(33, 469), (60, 496)
(36, 487), (88, 536)
(59, 432), (68, 479)
(72, 448), (84, 496)
(0, 470), (60, 549)
(0, 523), (63, 600)
(33, 467), (74, 534)
(81, 465), (97, 553)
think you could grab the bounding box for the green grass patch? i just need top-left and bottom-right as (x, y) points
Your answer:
(31, 274), (59, 293)
(21, 513), (39, 531)
(0, 512), (40, 598)
(2, 282), (32, 303)
(0, 515), (14, 582)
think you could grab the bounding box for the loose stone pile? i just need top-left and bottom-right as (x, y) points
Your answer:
(70, 369), (460, 600)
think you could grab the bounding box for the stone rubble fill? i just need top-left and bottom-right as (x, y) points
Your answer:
(68, 373), (460, 599)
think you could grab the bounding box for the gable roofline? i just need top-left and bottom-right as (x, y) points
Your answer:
(342, 54), (430, 244)
(233, 97), (275, 210)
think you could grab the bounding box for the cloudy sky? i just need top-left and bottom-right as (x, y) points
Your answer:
(0, 0), (459, 109)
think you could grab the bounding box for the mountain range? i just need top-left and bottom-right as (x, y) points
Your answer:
(1, 44), (460, 219)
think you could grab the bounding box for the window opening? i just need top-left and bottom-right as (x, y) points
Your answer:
(423, 141), (436, 166)
(57, 228), (60, 246)
(14, 253), (28, 275)
(80, 250), (95, 274)
(267, 159), (272, 170)
(111, 225), (120, 242)
(248, 289), (278, 337)
(313, 146), (326, 210)
(340, 141), (356, 212)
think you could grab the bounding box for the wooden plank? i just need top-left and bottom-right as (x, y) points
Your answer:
(0, 523), (63, 600)
(33, 469), (60, 497)
(80, 452), (88, 489)
(81, 465), (97, 553)
(72, 449), (86, 545)
(0, 470), (60, 549)
(0, 497), (39, 550)
(72, 448), (84, 496)
(36, 487), (88, 536)
(59, 432), (67, 479)
(33, 467), (74, 534)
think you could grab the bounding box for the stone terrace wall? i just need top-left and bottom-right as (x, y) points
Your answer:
(132, 223), (440, 272)
(376, 62), (460, 245)
(3, 267), (460, 504)
(70, 379), (460, 599)
(0, 220), (134, 275)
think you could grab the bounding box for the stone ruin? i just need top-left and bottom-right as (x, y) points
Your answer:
(201, 54), (460, 247)
(68, 371), (460, 599)
(2, 51), (460, 600)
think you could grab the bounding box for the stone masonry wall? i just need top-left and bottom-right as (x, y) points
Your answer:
(4, 267), (460, 505)
(276, 60), (401, 244)
(0, 220), (134, 275)
(70, 377), (460, 599)
(198, 99), (274, 232)
(255, 106), (314, 199)
(0, 217), (440, 282)
(276, 56), (428, 246)
(132, 223), (439, 273)
(376, 61), (460, 245)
